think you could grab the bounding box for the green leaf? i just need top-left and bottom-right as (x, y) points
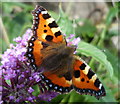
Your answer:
(105, 28), (119, 39)
(104, 49), (119, 79)
(60, 93), (70, 103)
(100, 85), (117, 102)
(105, 7), (118, 26)
(0, 38), (8, 54)
(68, 91), (85, 102)
(49, 11), (59, 20)
(2, 2), (33, 43)
(57, 5), (75, 36)
(51, 94), (66, 103)
(75, 19), (96, 38)
(77, 41), (113, 77)
(32, 85), (40, 96)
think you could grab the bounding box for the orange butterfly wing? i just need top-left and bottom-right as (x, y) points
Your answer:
(25, 5), (65, 69)
(40, 56), (106, 99)
(40, 71), (73, 93)
(26, 36), (43, 69)
(72, 56), (106, 99)
(32, 6), (64, 43)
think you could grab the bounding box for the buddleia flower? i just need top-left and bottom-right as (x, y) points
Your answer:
(1, 29), (80, 103)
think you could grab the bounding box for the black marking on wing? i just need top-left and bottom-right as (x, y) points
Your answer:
(79, 63), (86, 70)
(74, 70), (80, 78)
(87, 69), (95, 79)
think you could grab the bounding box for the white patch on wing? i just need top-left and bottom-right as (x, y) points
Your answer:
(90, 74), (97, 82)
(46, 18), (54, 24)
(51, 27), (60, 34)
(99, 83), (102, 89)
(41, 11), (47, 14)
(83, 65), (90, 75)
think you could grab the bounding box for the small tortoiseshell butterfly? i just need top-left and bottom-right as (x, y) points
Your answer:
(25, 5), (106, 99)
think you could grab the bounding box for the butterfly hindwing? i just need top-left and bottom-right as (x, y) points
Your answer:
(40, 56), (106, 99)
(72, 56), (106, 99)
(40, 71), (73, 93)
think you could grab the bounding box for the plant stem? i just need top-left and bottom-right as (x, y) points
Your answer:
(97, 28), (107, 47)
(0, 17), (10, 48)
(65, 2), (73, 16)
(91, 33), (99, 45)
(89, 27), (107, 68)
(0, 54), (2, 58)
(112, 0), (119, 21)
(98, 63), (103, 72)
(89, 58), (95, 68)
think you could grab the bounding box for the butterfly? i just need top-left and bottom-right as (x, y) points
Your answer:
(25, 5), (106, 99)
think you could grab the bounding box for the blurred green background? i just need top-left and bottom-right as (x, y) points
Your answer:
(1, 2), (119, 103)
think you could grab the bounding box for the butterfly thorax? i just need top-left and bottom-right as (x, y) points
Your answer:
(40, 43), (75, 74)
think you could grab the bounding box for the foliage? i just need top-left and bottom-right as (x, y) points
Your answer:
(1, 2), (119, 103)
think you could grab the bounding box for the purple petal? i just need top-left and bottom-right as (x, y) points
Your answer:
(72, 37), (81, 46)
(13, 36), (22, 43)
(9, 96), (14, 100)
(28, 87), (34, 93)
(67, 34), (75, 39)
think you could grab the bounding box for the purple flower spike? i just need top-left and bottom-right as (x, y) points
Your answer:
(38, 91), (59, 102)
(1, 29), (80, 103)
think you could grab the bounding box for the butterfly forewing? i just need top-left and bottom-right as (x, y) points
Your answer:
(32, 5), (64, 43)
(26, 5), (65, 69)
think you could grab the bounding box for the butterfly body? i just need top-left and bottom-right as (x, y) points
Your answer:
(25, 5), (106, 99)
(40, 44), (75, 74)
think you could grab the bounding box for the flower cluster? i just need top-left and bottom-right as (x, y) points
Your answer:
(0, 29), (80, 103)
